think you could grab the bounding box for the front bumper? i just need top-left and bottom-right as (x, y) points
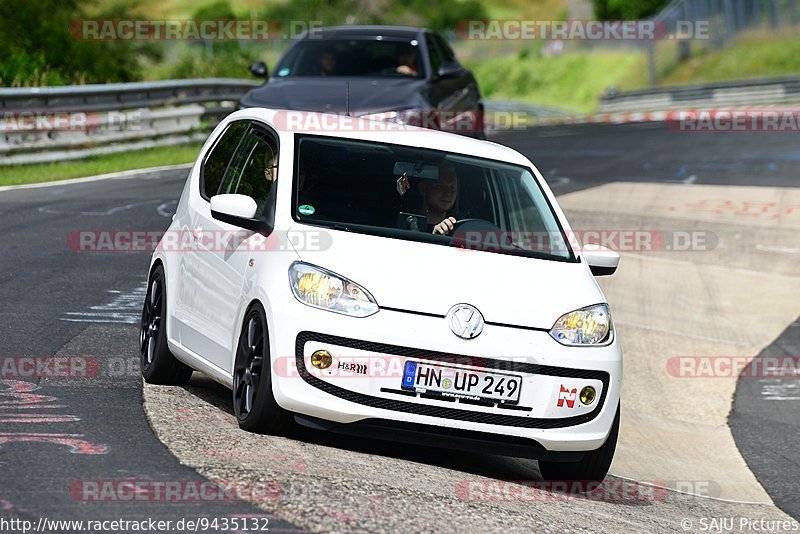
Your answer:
(266, 302), (621, 452)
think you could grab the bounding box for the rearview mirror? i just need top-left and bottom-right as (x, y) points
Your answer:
(393, 161), (439, 180)
(210, 194), (272, 233)
(249, 61), (269, 78)
(583, 245), (620, 276)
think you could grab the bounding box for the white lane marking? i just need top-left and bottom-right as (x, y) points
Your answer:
(761, 382), (800, 401)
(755, 244), (800, 254)
(60, 283), (146, 325)
(38, 199), (169, 216)
(83, 202), (159, 216)
(0, 163), (193, 193)
(614, 319), (754, 347)
(624, 254), (800, 280)
(545, 171), (572, 188)
(157, 200), (178, 218)
(662, 175), (698, 184)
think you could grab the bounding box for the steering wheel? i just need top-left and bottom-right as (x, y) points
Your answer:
(449, 218), (514, 251)
(450, 218), (500, 233)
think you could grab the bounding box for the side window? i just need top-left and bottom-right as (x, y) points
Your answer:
(434, 34), (457, 64)
(425, 34), (443, 75)
(201, 121), (248, 199)
(218, 127), (279, 217)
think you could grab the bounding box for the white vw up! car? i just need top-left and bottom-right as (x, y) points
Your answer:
(141, 108), (622, 482)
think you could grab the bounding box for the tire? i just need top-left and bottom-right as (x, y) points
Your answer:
(232, 304), (291, 434)
(538, 403), (620, 485)
(140, 264), (193, 386)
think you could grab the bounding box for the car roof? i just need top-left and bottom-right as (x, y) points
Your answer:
(301, 25), (428, 40)
(227, 108), (533, 168)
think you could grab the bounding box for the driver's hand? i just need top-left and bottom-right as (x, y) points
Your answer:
(432, 217), (457, 235)
(397, 65), (416, 76)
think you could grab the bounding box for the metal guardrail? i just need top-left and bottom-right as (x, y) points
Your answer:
(0, 78), (259, 114)
(599, 76), (800, 113)
(0, 78), (260, 165)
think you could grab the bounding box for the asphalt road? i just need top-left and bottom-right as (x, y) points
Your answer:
(0, 173), (298, 532)
(0, 122), (797, 532)
(495, 123), (800, 194)
(730, 317), (800, 519)
(500, 123), (800, 520)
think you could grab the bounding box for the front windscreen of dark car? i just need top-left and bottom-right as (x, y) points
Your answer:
(274, 38), (425, 79)
(292, 135), (577, 262)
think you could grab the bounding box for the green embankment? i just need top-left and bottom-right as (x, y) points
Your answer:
(0, 144), (201, 186)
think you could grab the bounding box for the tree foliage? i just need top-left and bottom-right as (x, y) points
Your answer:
(0, 0), (155, 86)
(592, 0), (672, 20)
(260, 0), (486, 32)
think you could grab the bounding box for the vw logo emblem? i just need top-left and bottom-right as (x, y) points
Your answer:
(446, 304), (484, 339)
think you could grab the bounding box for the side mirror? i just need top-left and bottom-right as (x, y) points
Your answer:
(249, 61), (269, 78)
(437, 62), (463, 79)
(210, 194), (271, 233)
(583, 245), (620, 276)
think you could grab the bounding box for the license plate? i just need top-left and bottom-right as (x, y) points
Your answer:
(401, 361), (522, 405)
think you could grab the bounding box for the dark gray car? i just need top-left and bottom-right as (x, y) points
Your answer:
(239, 26), (485, 137)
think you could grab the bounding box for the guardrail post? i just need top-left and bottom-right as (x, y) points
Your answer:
(723, 0), (735, 36)
(735, 0), (746, 29)
(769, 0), (780, 28)
(646, 42), (657, 87)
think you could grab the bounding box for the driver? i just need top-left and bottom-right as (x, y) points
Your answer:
(395, 44), (418, 77)
(417, 162), (459, 235)
(317, 48), (337, 76)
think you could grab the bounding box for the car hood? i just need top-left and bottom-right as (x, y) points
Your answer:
(239, 77), (428, 113)
(292, 229), (605, 329)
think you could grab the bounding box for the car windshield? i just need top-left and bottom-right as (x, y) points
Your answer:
(274, 38), (425, 79)
(293, 135), (576, 262)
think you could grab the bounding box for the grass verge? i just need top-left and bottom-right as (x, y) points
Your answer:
(0, 144), (201, 187)
(466, 49), (649, 114)
(660, 30), (800, 86)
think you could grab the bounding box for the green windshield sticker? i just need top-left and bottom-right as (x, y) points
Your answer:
(298, 204), (315, 216)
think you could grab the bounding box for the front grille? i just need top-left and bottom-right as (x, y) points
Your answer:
(295, 331), (610, 429)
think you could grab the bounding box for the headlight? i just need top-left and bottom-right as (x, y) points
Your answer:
(288, 262), (378, 317)
(549, 304), (612, 346)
